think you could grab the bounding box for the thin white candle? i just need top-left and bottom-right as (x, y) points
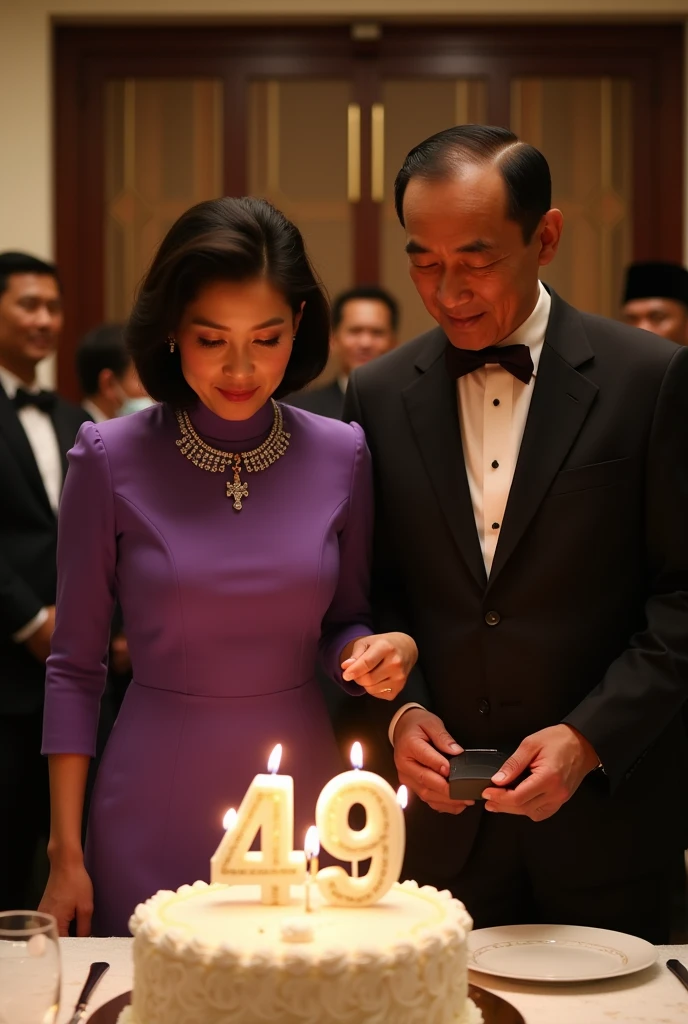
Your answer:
(350, 742), (363, 878)
(304, 825), (320, 913)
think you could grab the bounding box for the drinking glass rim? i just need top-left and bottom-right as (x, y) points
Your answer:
(0, 910), (57, 938)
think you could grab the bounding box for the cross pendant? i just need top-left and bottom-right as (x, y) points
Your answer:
(227, 472), (249, 511)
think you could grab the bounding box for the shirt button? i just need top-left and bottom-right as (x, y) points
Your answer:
(492, 460), (499, 469)
(478, 699), (490, 715)
(492, 522), (500, 530)
(485, 610), (501, 626)
(493, 399), (500, 406)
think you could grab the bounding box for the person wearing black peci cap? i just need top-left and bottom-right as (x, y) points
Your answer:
(621, 261), (688, 345)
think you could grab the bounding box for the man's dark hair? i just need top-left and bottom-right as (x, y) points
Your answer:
(332, 285), (399, 332)
(76, 323), (131, 396)
(128, 196), (330, 406)
(394, 125), (552, 244)
(0, 251), (59, 298)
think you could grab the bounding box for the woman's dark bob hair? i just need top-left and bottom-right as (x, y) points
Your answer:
(127, 196), (330, 406)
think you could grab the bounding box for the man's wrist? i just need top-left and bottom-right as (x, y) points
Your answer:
(564, 723), (602, 774)
(388, 702), (426, 746)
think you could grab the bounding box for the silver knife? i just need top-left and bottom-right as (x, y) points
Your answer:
(67, 961), (110, 1024)
(667, 959), (688, 993)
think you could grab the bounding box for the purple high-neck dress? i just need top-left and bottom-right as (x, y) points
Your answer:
(42, 400), (372, 936)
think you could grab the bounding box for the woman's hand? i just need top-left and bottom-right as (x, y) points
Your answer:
(340, 632), (418, 700)
(39, 858), (94, 937)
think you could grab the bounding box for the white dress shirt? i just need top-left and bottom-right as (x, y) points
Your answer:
(0, 365), (62, 643)
(81, 398), (108, 424)
(458, 281), (551, 575)
(389, 282), (552, 743)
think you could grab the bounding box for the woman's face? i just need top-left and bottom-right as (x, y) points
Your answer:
(176, 277), (301, 420)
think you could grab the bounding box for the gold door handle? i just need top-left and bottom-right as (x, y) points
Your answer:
(371, 103), (385, 203)
(347, 103), (361, 203)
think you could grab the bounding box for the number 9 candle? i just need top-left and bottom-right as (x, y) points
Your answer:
(314, 741), (405, 907)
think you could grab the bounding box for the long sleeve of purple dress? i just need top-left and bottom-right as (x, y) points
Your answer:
(42, 423), (116, 756)
(42, 400), (374, 935)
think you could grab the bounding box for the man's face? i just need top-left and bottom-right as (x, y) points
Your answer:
(0, 273), (63, 374)
(332, 298), (396, 375)
(621, 297), (688, 345)
(403, 164), (562, 350)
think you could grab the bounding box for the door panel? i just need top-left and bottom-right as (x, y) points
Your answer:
(512, 77), (632, 317)
(104, 78), (224, 322)
(248, 79), (354, 305)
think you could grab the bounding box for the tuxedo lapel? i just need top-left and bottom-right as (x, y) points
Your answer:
(50, 401), (74, 480)
(403, 332), (487, 588)
(487, 293), (599, 588)
(0, 385), (53, 515)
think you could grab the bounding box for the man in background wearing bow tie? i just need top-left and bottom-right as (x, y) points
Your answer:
(0, 251), (90, 911)
(344, 126), (688, 941)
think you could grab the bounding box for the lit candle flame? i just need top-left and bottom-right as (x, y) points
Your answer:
(396, 785), (408, 810)
(223, 807), (238, 831)
(304, 825), (320, 860)
(350, 741), (363, 770)
(267, 744), (282, 774)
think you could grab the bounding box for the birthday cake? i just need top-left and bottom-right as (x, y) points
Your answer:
(118, 878), (482, 1024)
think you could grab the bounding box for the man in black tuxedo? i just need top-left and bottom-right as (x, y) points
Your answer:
(287, 285), (398, 419)
(0, 252), (90, 910)
(343, 126), (688, 942)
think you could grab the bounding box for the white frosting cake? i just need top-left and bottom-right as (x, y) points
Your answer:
(120, 878), (482, 1024)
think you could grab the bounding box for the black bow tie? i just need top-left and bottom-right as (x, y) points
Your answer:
(446, 343), (534, 385)
(13, 387), (57, 413)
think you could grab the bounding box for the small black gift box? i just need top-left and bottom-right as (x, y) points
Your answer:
(448, 749), (510, 801)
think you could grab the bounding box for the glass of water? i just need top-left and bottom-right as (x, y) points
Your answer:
(0, 911), (61, 1024)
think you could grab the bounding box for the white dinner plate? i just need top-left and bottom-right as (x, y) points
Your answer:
(467, 924), (657, 982)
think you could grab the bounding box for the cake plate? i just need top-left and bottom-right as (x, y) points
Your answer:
(87, 985), (525, 1023)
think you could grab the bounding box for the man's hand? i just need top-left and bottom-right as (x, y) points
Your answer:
(394, 708), (475, 815)
(25, 606), (56, 663)
(341, 632), (418, 700)
(482, 724), (601, 821)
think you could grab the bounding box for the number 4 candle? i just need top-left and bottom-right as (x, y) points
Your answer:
(210, 744), (306, 905)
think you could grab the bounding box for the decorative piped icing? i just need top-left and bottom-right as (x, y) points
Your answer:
(125, 879), (480, 1024)
(280, 917), (314, 943)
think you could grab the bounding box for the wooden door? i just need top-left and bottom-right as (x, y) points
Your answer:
(55, 24), (682, 397)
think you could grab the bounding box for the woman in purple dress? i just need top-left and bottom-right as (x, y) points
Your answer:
(39, 198), (417, 937)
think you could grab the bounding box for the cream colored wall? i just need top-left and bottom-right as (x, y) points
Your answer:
(1, 0), (688, 380)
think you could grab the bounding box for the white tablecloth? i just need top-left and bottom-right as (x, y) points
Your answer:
(58, 938), (688, 1023)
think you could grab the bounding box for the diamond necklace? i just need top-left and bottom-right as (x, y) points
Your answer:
(174, 399), (290, 511)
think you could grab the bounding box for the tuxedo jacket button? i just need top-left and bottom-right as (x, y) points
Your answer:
(478, 699), (490, 715)
(485, 610), (501, 626)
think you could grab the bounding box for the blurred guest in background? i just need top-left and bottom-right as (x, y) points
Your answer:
(0, 251), (90, 911)
(286, 285), (398, 418)
(621, 261), (688, 345)
(77, 323), (151, 422)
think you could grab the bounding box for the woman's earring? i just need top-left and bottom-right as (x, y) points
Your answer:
(168, 336), (176, 353)
(292, 335), (296, 342)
